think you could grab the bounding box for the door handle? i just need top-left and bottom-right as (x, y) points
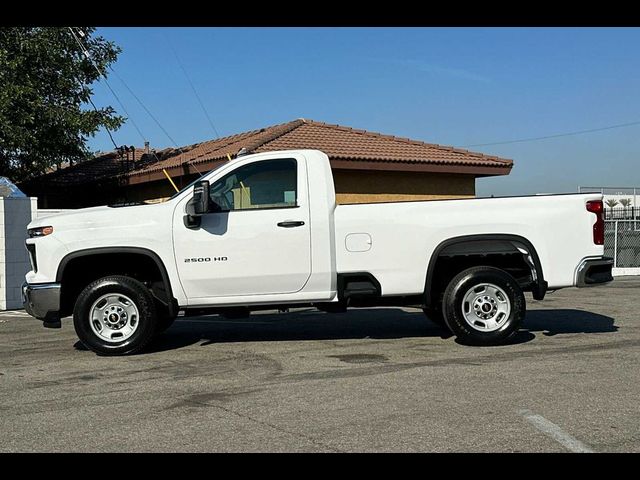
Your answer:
(277, 221), (305, 228)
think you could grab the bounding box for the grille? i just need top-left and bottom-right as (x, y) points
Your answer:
(26, 243), (37, 272)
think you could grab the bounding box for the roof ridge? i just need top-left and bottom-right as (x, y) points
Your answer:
(180, 119), (306, 165)
(25, 118), (513, 185)
(240, 118), (307, 152)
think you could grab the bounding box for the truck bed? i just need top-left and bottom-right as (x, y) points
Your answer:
(334, 193), (604, 294)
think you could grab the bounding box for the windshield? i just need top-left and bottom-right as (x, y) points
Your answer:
(169, 162), (228, 200)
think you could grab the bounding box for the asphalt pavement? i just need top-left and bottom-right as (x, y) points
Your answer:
(1, 277), (638, 452)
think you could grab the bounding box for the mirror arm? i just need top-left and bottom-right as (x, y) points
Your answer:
(184, 214), (201, 229)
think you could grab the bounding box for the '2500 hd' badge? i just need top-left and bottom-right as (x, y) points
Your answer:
(184, 257), (227, 262)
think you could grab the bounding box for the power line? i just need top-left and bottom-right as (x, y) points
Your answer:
(107, 66), (183, 149)
(87, 97), (118, 150)
(164, 33), (220, 139)
(105, 65), (205, 177)
(67, 27), (147, 144)
(463, 120), (640, 148)
(107, 65), (205, 176)
(69, 27), (205, 179)
(70, 29), (177, 148)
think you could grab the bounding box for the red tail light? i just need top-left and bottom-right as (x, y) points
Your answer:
(586, 200), (604, 245)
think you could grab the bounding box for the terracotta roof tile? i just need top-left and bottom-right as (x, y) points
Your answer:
(23, 118), (512, 188)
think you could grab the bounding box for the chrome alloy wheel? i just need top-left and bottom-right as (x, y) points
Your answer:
(89, 293), (140, 343)
(461, 283), (511, 332)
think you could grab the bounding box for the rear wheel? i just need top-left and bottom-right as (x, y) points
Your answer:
(73, 276), (157, 355)
(442, 266), (525, 345)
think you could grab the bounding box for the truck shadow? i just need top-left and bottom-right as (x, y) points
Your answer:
(146, 307), (617, 353)
(522, 309), (618, 335)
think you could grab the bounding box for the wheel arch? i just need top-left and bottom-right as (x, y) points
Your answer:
(424, 234), (546, 307)
(56, 247), (178, 317)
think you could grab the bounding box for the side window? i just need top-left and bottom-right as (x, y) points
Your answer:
(209, 159), (297, 211)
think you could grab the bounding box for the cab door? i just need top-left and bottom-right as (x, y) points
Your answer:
(172, 156), (312, 301)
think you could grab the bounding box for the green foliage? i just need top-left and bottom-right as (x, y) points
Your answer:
(605, 198), (619, 208)
(619, 198), (632, 208)
(0, 27), (124, 182)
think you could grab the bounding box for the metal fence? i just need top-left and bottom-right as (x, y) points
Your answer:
(578, 186), (640, 275)
(604, 220), (640, 274)
(604, 207), (640, 220)
(579, 185), (638, 203)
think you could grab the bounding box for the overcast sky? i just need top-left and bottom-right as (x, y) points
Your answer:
(88, 27), (640, 196)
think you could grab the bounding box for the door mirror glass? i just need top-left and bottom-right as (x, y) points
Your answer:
(193, 180), (210, 215)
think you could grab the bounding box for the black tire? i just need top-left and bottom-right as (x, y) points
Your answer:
(442, 266), (525, 346)
(73, 275), (158, 356)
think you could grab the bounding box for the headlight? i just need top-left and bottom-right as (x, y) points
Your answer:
(27, 226), (53, 238)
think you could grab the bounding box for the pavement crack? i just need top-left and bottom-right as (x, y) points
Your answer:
(180, 396), (344, 452)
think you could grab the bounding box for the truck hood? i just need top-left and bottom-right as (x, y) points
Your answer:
(27, 203), (173, 232)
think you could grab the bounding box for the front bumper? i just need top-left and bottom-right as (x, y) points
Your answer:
(22, 282), (62, 325)
(575, 257), (614, 287)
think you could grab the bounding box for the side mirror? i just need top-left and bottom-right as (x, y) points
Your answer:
(193, 180), (210, 215)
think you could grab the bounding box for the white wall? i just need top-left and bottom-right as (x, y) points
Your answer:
(0, 197), (38, 310)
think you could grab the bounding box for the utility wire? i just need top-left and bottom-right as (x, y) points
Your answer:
(67, 27), (147, 144)
(105, 64), (204, 176)
(69, 27), (204, 179)
(164, 33), (220, 139)
(87, 97), (118, 150)
(463, 120), (640, 148)
(107, 65), (183, 149)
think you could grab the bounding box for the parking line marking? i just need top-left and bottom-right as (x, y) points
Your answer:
(518, 409), (595, 453)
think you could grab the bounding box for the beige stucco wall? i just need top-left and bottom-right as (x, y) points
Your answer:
(129, 170), (477, 206)
(333, 170), (476, 204)
(132, 170), (477, 205)
(30, 168), (479, 208)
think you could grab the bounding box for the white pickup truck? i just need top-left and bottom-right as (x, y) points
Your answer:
(22, 149), (613, 355)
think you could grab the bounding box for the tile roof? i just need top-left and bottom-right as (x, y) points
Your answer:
(21, 147), (169, 188)
(23, 119), (513, 188)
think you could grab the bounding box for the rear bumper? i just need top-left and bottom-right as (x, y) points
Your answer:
(575, 257), (614, 287)
(22, 282), (61, 323)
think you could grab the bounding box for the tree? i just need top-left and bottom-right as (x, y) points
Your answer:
(0, 27), (124, 183)
(605, 199), (619, 208)
(619, 198), (632, 218)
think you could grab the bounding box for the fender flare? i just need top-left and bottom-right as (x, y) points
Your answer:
(424, 234), (547, 306)
(56, 247), (178, 316)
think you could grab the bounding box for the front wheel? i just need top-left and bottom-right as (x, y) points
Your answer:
(73, 276), (158, 355)
(442, 266), (525, 346)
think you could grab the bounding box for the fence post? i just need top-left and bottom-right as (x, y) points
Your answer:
(613, 220), (618, 268)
